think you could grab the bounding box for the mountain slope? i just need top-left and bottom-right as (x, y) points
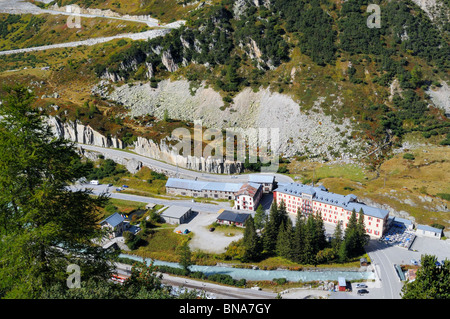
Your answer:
(87, 0), (449, 162)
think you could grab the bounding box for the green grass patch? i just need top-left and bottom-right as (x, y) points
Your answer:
(314, 163), (368, 183)
(131, 228), (192, 262)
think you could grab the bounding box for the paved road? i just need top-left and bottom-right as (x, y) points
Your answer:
(78, 143), (294, 185)
(71, 183), (232, 214)
(0, 0), (183, 28)
(365, 240), (404, 299)
(114, 262), (276, 299)
(0, 0), (184, 56)
(0, 29), (171, 56)
(161, 274), (277, 299)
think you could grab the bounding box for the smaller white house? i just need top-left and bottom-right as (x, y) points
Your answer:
(90, 180), (99, 185)
(100, 213), (125, 239)
(248, 174), (275, 193)
(233, 183), (263, 211)
(416, 224), (442, 239)
(160, 206), (193, 225)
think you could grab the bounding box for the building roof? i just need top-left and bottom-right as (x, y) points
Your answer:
(389, 216), (413, 225)
(165, 178), (208, 191)
(248, 174), (275, 184)
(203, 181), (243, 192)
(101, 213), (125, 228)
(161, 205), (191, 219)
(217, 210), (250, 224)
(235, 183), (261, 197)
(274, 182), (389, 219)
(165, 178), (242, 193)
(417, 224), (442, 234)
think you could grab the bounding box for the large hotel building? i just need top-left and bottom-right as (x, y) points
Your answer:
(273, 183), (389, 238)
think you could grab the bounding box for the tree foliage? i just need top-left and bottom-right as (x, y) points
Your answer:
(0, 85), (114, 298)
(402, 255), (450, 299)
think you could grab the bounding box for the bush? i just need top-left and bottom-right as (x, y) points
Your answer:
(123, 231), (146, 250)
(403, 153), (415, 160)
(273, 278), (287, 285)
(436, 193), (450, 201)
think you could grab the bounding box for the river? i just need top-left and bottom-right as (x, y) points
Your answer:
(119, 254), (375, 282)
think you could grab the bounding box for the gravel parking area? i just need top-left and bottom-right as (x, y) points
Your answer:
(409, 236), (450, 262)
(175, 211), (243, 254)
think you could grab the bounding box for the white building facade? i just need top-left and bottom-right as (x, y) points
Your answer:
(273, 183), (389, 238)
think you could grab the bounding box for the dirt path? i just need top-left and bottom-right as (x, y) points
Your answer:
(0, 29), (171, 56)
(0, 0), (184, 56)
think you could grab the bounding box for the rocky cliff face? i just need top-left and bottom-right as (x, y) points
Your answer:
(47, 116), (243, 174)
(103, 79), (369, 161)
(47, 116), (124, 149)
(133, 136), (242, 174)
(411, 0), (449, 25)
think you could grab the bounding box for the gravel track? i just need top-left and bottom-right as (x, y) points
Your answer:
(0, 0), (182, 55)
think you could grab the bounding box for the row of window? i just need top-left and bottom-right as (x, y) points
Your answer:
(285, 202), (382, 225)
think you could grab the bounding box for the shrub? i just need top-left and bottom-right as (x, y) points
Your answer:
(403, 153), (415, 160)
(436, 193), (450, 201)
(273, 278), (287, 285)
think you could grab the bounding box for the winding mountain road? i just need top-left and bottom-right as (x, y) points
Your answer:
(0, 0), (184, 56)
(77, 143), (294, 185)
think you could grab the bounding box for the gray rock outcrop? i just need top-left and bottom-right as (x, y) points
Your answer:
(47, 116), (124, 149)
(104, 79), (369, 161)
(133, 136), (242, 174)
(47, 116), (242, 174)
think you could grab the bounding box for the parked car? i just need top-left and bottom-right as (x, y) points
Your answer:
(116, 188), (122, 192)
(411, 259), (419, 266)
(357, 289), (369, 295)
(356, 283), (368, 288)
(435, 261), (441, 267)
(209, 227), (215, 232)
(122, 185), (129, 188)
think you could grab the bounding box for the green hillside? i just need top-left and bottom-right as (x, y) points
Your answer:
(89, 0), (449, 155)
(3, 0), (449, 160)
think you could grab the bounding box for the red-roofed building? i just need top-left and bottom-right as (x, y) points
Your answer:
(233, 182), (263, 211)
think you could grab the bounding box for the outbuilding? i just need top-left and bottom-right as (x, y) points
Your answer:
(416, 224), (442, 239)
(100, 212), (125, 238)
(160, 206), (193, 225)
(248, 174), (275, 193)
(360, 258), (368, 266)
(216, 210), (250, 227)
(338, 277), (347, 292)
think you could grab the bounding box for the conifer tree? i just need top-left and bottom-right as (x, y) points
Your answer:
(242, 216), (262, 262)
(291, 209), (305, 263)
(276, 219), (293, 260)
(263, 201), (280, 255)
(303, 214), (318, 265)
(357, 208), (370, 254)
(331, 220), (344, 254)
(253, 204), (266, 230)
(314, 212), (327, 252)
(0, 86), (113, 298)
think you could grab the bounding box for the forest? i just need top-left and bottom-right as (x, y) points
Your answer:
(225, 201), (369, 266)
